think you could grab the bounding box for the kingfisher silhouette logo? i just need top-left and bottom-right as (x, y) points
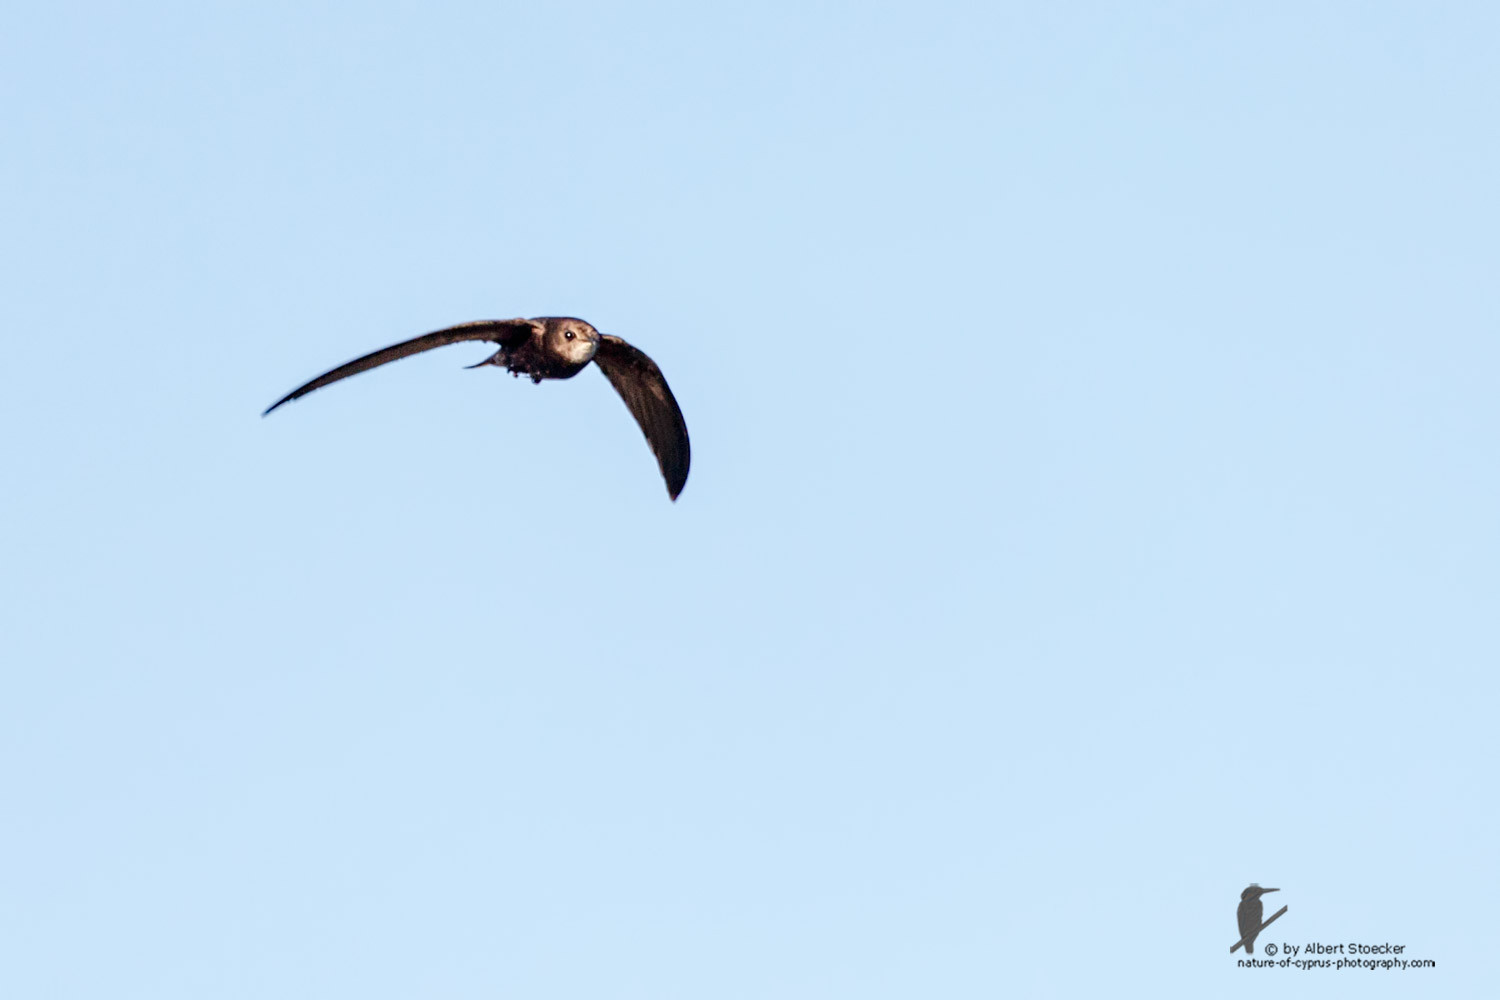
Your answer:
(1231, 884), (1287, 953)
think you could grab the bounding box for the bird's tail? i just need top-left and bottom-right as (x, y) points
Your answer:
(464, 350), (505, 370)
(1245, 940), (1254, 954)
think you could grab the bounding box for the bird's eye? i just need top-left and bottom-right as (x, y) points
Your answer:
(565, 330), (575, 340)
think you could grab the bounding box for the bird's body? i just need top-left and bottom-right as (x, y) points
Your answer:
(264, 316), (690, 500)
(474, 317), (599, 382)
(1237, 885), (1279, 954)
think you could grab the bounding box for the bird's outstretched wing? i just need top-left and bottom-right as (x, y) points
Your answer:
(263, 319), (540, 415)
(592, 334), (691, 500)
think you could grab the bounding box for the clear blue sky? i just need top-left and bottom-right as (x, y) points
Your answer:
(3, 1), (1495, 996)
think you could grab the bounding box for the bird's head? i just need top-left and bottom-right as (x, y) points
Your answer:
(545, 318), (601, 366)
(1241, 885), (1279, 901)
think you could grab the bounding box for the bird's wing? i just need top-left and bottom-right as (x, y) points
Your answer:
(263, 319), (540, 415)
(592, 334), (691, 500)
(1237, 902), (1261, 941)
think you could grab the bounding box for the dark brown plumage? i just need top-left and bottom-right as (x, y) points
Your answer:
(264, 316), (690, 500)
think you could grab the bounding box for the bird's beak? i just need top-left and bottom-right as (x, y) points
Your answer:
(1262, 888), (1280, 894)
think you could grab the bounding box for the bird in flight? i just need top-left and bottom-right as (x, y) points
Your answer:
(264, 317), (690, 500)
